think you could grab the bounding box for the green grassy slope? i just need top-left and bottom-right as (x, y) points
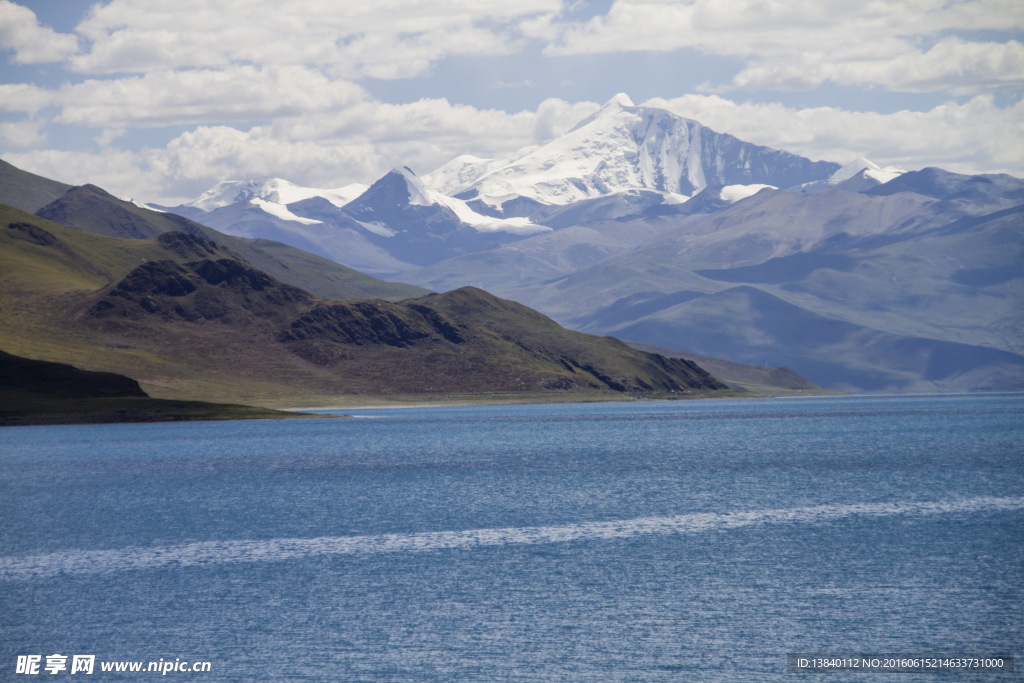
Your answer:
(0, 207), (293, 394)
(31, 184), (429, 301)
(1, 206), (175, 298)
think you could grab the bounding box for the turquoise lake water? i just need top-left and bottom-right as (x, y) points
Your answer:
(2, 394), (1022, 681)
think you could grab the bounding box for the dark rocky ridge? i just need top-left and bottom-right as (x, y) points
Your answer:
(91, 240), (313, 325)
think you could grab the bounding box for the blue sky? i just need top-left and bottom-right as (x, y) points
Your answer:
(1, 0), (1021, 203)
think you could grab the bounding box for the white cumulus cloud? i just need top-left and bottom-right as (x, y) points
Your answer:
(69, 0), (562, 78)
(53, 66), (367, 128)
(540, 0), (1024, 94)
(0, 0), (78, 63)
(0, 118), (44, 147)
(0, 82), (53, 113)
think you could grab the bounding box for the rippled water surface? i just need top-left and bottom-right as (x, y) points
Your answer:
(2, 394), (1022, 681)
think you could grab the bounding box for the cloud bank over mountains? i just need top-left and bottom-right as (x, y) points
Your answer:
(0, 0), (1021, 204)
(539, 0), (1024, 95)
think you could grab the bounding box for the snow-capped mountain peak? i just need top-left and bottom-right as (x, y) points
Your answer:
(794, 157), (906, 194)
(422, 155), (497, 197)
(119, 196), (165, 212)
(392, 166), (438, 207)
(719, 184), (777, 203)
(249, 197), (322, 225)
(563, 93), (637, 135)
(425, 95), (838, 209)
(605, 92), (636, 109)
(359, 167), (547, 236)
(187, 177), (368, 212)
(830, 157), (879, 183)
(830, 157), (906, 185)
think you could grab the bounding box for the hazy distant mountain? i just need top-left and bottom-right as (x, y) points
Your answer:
(170, 194), (417, 277)
(398, 186), (948, 293)
(865, 167), (1024, 204)
(157, 177), (416, 276)
(160, 167), (552, 275)
(329, 166), (550, 267)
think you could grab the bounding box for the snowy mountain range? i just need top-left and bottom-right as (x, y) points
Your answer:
(154, 94), (1024, 393)
(162, 94), (846, 271)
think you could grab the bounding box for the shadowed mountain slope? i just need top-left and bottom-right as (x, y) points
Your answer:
(0, 348), (147, 399)
(36, 184), (192, 239)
